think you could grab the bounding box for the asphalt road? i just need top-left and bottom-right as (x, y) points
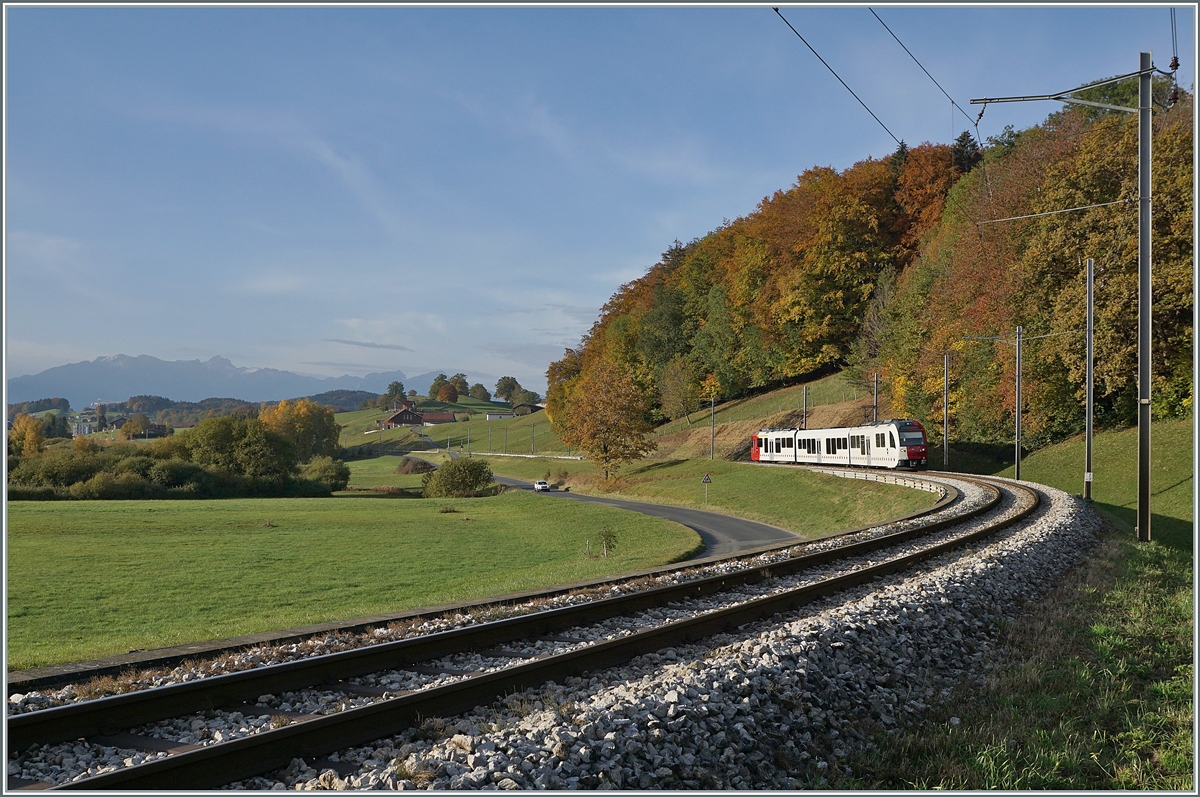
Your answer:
(493, 475), (797, 559)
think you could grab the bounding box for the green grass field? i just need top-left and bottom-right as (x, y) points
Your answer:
(832, 416), (1194, 790)
(473, 453), (937, 536)
(6, 493), (700, 671)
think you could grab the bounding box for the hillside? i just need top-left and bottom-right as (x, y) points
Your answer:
(546, 83), (1192, 458)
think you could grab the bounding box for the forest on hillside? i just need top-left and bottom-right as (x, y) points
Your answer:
(547, 78), (1193, 452)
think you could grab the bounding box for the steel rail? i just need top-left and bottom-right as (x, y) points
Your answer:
(8, 478), (977, 753)
(46, 478), (1037, 790)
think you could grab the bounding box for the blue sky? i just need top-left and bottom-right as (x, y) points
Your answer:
(5, 4), (1193, 393)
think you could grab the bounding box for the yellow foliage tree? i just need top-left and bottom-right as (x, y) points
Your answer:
(8, 413), (45, 458)
(259, 399), (341, 463)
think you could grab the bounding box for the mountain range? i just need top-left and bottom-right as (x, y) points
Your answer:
(6, 355), (499, 410)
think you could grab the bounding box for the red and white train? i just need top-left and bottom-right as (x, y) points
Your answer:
(751, 419), (929, 470)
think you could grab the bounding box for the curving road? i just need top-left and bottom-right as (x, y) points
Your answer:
(491, 474), (797, 559)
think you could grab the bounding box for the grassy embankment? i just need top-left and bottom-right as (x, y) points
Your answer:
(831, 416), (1193, 790)
(7, 493), (700, 671)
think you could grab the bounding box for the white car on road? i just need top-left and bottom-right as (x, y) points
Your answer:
(533, 480), (550, 492)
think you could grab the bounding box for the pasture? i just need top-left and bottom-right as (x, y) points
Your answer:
(7, 493), (700, 671)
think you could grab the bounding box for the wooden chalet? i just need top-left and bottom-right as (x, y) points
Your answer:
(380, 407), (423, 429)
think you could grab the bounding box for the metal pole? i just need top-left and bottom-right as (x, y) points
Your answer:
(944, 353), (950, 472)
(1015, 325), (1022, 481)
(802, 385), (808, 430)
(1086, 258), (1094, 501)
(873, 372), (878, 422)
(710, 394), (715, 460)
(488, 426), (492, 453)
(466, 427), (470, 455)
(1137, 51), (1152, 541)
(531, 422), (535, 455)
(504, 427), (507, 454)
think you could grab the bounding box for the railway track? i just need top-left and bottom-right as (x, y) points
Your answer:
(7, 472), (1038, 790)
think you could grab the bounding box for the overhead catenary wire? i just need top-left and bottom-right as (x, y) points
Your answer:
(771, 6), (982, 230)
(868, 8), (977, 131)
(975, 197), (1135, 226)
(772, 7), (903, 148)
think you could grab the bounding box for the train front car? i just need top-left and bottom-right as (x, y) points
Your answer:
(894, 419), (928, 469)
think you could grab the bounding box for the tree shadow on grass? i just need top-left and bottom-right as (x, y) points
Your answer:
(1095, 505), (1192, 553)
(630, 459), (690, 475)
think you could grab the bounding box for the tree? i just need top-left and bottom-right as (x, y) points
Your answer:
(437, 383), (460, 404)
(119, 413), (151, 440)
(8, 413), (45, 458)
(545, 348), (582, 425)
(449, 373), (470, 394)
(385, 381), (406, 403)
(407, 389), (418, 398)
(469, 383), (491, 401)
(495, 376), (521, 403)
(555, 360), (657, 479)
(950, 131), (982, 174)
(259, 399), (341, 463)
(427, 374), (449, 400)
(658, 355), (700, 424)
(513, 389), (541, 407)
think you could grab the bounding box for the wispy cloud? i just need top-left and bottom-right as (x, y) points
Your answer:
(127, 99), (408, 238)
(325, 338), (414, 352)
(236, 271), (312, 295)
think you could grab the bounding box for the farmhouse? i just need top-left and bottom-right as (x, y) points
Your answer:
(380, 407), (423, 429)
(486, 412), (515, 420)
(512, 403), (544, 416)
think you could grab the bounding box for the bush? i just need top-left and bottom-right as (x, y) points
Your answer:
(395, 457), (436, 475)
(301, 456), (351, 492)
(421, 458), (494, 498)
(68, 471), (163, 500)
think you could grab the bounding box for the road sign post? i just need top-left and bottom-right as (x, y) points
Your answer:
(702, 472), (711, 504)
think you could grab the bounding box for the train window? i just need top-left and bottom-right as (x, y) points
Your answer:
(785, 438), (793, 448)
(889, 432), (896, 448)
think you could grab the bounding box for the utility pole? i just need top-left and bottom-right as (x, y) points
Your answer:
(504, 426), (508, 454)
(466, 427), (470, 455)
(1015, 326), (1023, 481)
(1136, 52), (1152, 541)
(872, 372), (878, 423)
(944, 353), (950, 472)
(972, 51), (1158, 536)
(1086, 258), (1094, 501)
(488, 426), (492, 453)
(531, 422), (536, 455)
(710, 393), (715, 461)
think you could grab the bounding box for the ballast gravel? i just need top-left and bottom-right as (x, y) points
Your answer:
(226, 480), (1103, 791)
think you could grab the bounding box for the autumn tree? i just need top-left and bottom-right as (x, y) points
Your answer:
(449, 373), (470, 394)
(469, 383), (491, 401)
(658, 355), (699, 424)
(427, 374), (449, 400)
(555, 360), (656, 479)
(8, 413), (45, 458)
(545, 348), (582, 425)
(258, 398), (341, 463)
(437, 383), (460, 404)
(119, 413), (151, 440)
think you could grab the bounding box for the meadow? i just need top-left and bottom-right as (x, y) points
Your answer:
(7, 492), (700, 671)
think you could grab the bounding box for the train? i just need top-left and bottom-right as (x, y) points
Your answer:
(751, 418), (929, 470)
